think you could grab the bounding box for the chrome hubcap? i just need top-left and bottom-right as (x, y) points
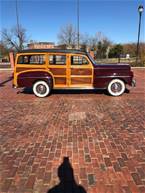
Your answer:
(111, 82), (122, 93)
(36, 84), (46, 94)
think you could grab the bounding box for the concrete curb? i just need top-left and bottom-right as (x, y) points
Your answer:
(0, 68), (13, 71)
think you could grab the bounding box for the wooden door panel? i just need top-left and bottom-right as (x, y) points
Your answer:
(16, 67), (45, 73)
(49, 68), (66, 75)
(71, 77), (92, 85)
(55, 77), (66, 85)
(69, 54), (93, 88)
(70, 67), (93, 87)
(48, 54), (68, 87)
(71, 68), (92, 76)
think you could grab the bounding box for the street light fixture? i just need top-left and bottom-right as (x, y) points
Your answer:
(138, 5), (144, 13)
(136, 5), (144, 65)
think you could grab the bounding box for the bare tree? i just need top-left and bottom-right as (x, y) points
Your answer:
(80, 33), (90, 51)
(80, 33), (98, 51)
(1, 25), (27, 51)
(80, 32), (111, 56)
(57, 24), (77, 49)
(95, 32), (105, 42)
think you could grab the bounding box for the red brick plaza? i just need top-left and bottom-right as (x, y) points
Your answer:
(0, 69), (145, 193)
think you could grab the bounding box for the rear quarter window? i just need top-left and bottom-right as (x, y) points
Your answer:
(17, 55), (45, 64)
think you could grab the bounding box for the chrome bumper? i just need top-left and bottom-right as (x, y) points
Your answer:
(132, 79), (136, 87)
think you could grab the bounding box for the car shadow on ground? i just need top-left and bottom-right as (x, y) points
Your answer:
(18, 88), (129, 96)
(18, 88), (108, 95)
(0, 76), (13, 87)
(47, 157), (87, 193)
(53, 89), (107, 95)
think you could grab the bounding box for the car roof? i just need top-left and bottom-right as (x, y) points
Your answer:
(18, 49), (87, 55)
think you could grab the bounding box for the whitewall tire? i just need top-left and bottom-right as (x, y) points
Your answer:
(33, 81), (51, 98)
(107, 79), (125, 96)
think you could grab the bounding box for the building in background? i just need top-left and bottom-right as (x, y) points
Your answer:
(27, 41), (97, 59)
(28, 42), (55, 49)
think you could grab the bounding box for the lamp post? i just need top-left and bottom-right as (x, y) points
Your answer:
(77, 0), (80, 49)
(16, 0), (20, 33)
(136, 5), (144, 65)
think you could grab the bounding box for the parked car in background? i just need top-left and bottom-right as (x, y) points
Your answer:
(13, 49), (135, 97)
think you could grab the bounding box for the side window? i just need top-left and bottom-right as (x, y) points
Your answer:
(71, 56), (89, 65)
(17, 55), (45, 64)
(49, 55), (66, 65)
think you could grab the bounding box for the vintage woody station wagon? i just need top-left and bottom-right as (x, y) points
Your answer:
(13, 49), (135, 97)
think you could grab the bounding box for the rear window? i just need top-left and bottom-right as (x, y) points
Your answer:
(49, 55), (66, 65)
(17, 55), (45, 64)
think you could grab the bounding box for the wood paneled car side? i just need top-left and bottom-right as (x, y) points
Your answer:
(13, 49), (135, 97)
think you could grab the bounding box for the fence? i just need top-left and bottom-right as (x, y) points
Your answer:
(95, 57), (145, 67)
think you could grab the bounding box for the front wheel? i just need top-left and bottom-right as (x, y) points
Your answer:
(33, 81), (51, 98)
(107, 79), (125, 96)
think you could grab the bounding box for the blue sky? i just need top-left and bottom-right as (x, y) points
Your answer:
(0, 0), (144, 44)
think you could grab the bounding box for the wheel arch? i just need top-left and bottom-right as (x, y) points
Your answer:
(107, 77), (127, 86)
(17, 70), (54, 88)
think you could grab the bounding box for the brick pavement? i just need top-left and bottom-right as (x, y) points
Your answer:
(0, 69), (145, 193)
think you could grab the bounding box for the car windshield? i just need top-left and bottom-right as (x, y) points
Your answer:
(87, 53), (96, 65)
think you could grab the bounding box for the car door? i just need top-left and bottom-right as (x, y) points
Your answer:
(48, 53), (69, 88)
(69, 54), (93, 88)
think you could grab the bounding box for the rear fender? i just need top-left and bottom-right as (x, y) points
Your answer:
(17, 70), (53, 88)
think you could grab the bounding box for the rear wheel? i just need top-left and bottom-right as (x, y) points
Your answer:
(33, 81), (51, 97)
(107, 79), (125, 96)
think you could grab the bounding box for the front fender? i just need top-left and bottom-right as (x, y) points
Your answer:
(93, 66), (134, 88)
(17, 71), (53, 88)
(94, 75), (133, 88)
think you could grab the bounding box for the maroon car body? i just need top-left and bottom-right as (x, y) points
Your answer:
(93, 63), (133, 88)
(13, 49), (135, 97)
